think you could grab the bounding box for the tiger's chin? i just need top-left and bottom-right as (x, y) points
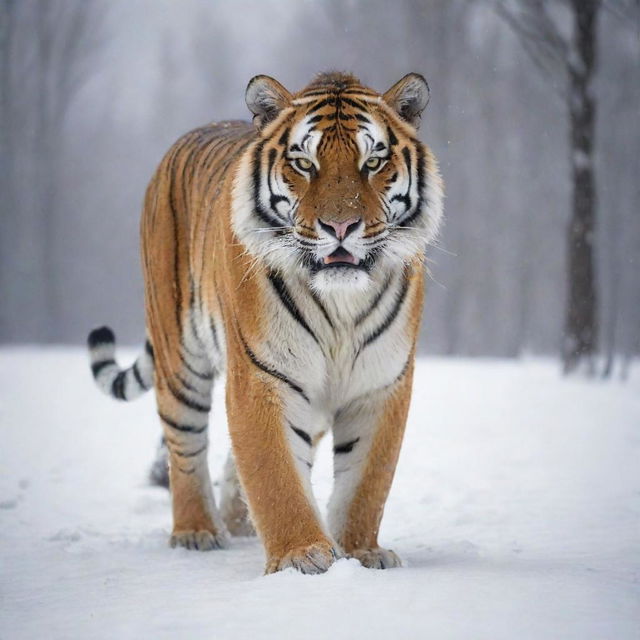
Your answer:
(310, 264), (372, 294)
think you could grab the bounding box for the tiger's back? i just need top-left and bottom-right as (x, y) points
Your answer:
(140, 120), (254, 386)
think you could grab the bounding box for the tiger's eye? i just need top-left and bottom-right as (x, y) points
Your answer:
(365, 157), (383, 171)
(295, 158), (313, 171)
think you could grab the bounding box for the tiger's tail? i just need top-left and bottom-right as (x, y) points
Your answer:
(87, 326), (154, 401)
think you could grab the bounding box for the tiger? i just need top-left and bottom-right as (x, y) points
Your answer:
(87, 71), (443, 575)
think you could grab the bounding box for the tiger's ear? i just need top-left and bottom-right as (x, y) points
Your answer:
(383, 73), (430, 129)
(245, 75), (292, 130)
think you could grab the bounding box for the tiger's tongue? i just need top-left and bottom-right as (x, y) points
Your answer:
(323, 247), (360, 266)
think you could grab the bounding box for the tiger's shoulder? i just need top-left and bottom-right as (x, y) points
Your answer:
(156, 119), (256, 188)
(143, 120), (256, 231)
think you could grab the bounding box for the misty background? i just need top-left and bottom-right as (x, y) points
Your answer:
(1, 0), (638, 365)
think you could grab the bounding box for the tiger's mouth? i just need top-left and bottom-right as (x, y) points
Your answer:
(321, 247), (361, 269)
(304, 246), (377, 275)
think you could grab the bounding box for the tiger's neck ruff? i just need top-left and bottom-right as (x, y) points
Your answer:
(88, 72), (443, 575)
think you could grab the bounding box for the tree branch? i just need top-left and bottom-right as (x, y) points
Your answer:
(495, 0), (571, 99)
(602, 0), (639, 23)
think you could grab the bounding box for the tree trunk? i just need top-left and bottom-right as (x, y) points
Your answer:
(563, 0), (600, 374)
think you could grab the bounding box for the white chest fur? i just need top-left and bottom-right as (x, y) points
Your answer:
(255, 269), (414, 439)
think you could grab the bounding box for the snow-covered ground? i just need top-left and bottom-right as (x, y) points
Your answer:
(1, 348), (638, 639)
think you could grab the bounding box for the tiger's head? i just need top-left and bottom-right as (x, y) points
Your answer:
(232, 72), (443, 293)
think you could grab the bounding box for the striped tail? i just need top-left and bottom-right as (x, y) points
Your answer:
(87, 326), (154, 401)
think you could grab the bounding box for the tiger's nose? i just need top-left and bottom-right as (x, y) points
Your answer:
(318, 217), (362, 241)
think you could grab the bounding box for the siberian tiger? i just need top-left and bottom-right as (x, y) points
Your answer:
(88, 71), (443, 574)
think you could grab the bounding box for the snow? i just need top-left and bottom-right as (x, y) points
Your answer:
(1, 348), (639, 639)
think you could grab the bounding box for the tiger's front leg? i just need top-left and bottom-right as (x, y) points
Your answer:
(225, 342), (338, 575)
(328, 365), (414, 569)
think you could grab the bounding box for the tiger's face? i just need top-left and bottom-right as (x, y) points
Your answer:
(232, 72), (443, 294)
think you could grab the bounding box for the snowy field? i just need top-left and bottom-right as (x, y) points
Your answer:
(1, 348), (638, 640)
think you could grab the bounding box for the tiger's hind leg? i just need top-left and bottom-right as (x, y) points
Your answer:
(219, 452), (256, 537)
(141, 153), (227, 550)
(149, 436), (170, 489)
(154, 345), (229, 551)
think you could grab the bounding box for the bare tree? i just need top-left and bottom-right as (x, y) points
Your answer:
(0, 0), (106, 340)
(496, 0), (602, 374)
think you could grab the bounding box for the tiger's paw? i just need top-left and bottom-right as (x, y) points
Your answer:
(169, 528), (229, 551)
(225, 515), (256, 537)
(266, 541), (341, 575)
(220, 492), (256, 537)
(350, 547), (402, 569)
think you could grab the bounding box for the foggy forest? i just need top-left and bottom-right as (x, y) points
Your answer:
(1, 0), (638, 373)
(2, 3), (640, 638)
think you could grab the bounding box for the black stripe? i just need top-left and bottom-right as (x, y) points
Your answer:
(201, 136), (234, 195)
(145, 340), (154, 360)
(188, 288), (207, 351)
(355, 275), (392, 326)
(173, 444), (207, 458)
(308, 288), (335, 331)
(177, 465), (196, 475)
(334, 438), (359, 454)
(159, 412), (207, 434)
(296, 456), (313, 470)
(111, 371), (126, 400)
(132, 362), (149, 391)
(363, 275), (410, 348)
(267, 148), (290, 213)
(239, 330), (309, 403)
(306, 97), (336, 114)
(252, 141), (285, 228)
(167, 149), (184, 333)
(387, 126), (398, 147)
(390, 147), (413, 216)
(88, 326), (114, 348)
(166, 380), (211, 413)
(338, 96), (368, 110)
(390, 193), (411, 209)
(182, 355), (214, 381)
(391, 355), (411, 386)
(399, 144), (427, 227)
(91, 359), (115, 377)
(401, 145), (412, 197)
(181, 338), (202, 359)
(268, 272), (319, 345)
(290, 425), (312, 446)
(176, 372), (205, 395)
(180, 144), (200, 247)
(300, 89), (334, 97)
(278, 128), (290, 147)
(209, 316), (221, 354)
